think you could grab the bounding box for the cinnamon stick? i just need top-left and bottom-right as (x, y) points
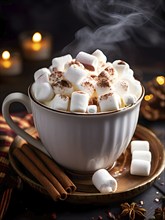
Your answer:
(21, 144), (67, 200)
(13, 148), (61, 201)
(32, 146), (77, 193)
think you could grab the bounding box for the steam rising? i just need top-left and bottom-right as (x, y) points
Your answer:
(62, 0), (165, 58)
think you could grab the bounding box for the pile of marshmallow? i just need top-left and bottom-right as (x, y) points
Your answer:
(130, 140), (152, 176)
(32, 49), (142, 113)
(92, 140), (152, 194)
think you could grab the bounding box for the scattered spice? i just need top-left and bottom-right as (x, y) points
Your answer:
(154, 207), (165, 220)
(51, 212), (57, 219)
(107, 211), (117, 219)
(120, 202), (146, 220)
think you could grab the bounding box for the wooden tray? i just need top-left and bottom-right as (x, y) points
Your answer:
(9, 125), (165, 204)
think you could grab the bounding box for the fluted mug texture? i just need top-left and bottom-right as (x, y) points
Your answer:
(2, 84), (144, 172)
(29, 84), (145, 172)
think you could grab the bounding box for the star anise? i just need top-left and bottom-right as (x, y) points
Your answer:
(154, 207), (165, 220)
(120, 202), (146, 220)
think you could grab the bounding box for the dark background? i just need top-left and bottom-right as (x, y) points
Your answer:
(0, 0), (165, 63)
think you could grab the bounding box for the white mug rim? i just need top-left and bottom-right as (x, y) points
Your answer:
(28, 83), (145, 117)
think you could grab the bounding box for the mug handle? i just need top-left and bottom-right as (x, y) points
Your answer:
(2, 92), (49, 155)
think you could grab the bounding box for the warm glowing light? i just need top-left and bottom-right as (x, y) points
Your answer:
(1, 51), (11, 68)
(2, 51), (10, 60)
(32, 32), (42, 43)
(156, 76), (165, 85)
(144, 94), (154, 101)
(32, 32), (42, 51)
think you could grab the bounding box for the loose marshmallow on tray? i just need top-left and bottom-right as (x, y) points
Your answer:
(130, 140), (152, 177)
(131, 140), (150, 153)
(34, 68), (51, 83)
(99, 92), (121, 112)
(132, 150), (152, 162)
(76, 51), (98, 71)
(52, 54), (72, 72)
(92, 169), (117, 193)
(70, 91), (89, 113)
(130, 159), (151, 176)
(48, 94), (69, 111)
(32, 82), (54, 102)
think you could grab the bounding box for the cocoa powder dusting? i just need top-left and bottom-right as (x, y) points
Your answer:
(100, 93), (113, 101)
(53, 80), (72, 89)
(97, 79), (110, 88)
(105, 67), (115, 75)
(69, 60), (83, 67)
(118, 60), (126, 65)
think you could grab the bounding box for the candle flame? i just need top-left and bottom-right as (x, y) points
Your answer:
(32, 32), (42, 43)
(2, 51), (10, 60)
(32, 32), (42, 51)
(1, 51), (11, 68)
(156, 76), (165, 85)
(144, 94), (153, 101)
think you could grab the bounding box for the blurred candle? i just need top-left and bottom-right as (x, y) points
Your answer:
(156, 76), (165, 85)
(20, 31), (52, 60)
(0, 50), (22, 75)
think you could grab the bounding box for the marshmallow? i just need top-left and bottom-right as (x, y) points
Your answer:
(92, 49), (107, 64)
(99, 92), (121, 112)
(33, 51), (143, 113)
(70, 91), (89, 113)
(32, 82), (54, 102)
(129, 79), (142, 98)
(123, 94), (137, 106)
(49, 94), (69, 111)
(130, 159), (151, 176)
(87, 105), (97, 113)
(64, 64), (88, 86)
(124, 68), (134, 78)
(122, 78), (142, 98)
(95, 79), (113, 96)
(64, 59), (84, 70)
(52, 54), (72, 72)
(132, 150), (152, 162)
(92, 169), (117, 193)
(114, 79), (129, 97)
(131, 140), (150, 153)
(77, 76), (96, 96)
(104, 63), (118, 83)
(98, 70), (111, 81)
(49, 71), (63, 84)
(34, 68), (51, 83)
(76, 51), (98, 71)
(112, 60), (129, 76)
(52, 80), (74, 96)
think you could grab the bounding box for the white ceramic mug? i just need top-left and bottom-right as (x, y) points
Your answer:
(2, 84), (145, 172)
